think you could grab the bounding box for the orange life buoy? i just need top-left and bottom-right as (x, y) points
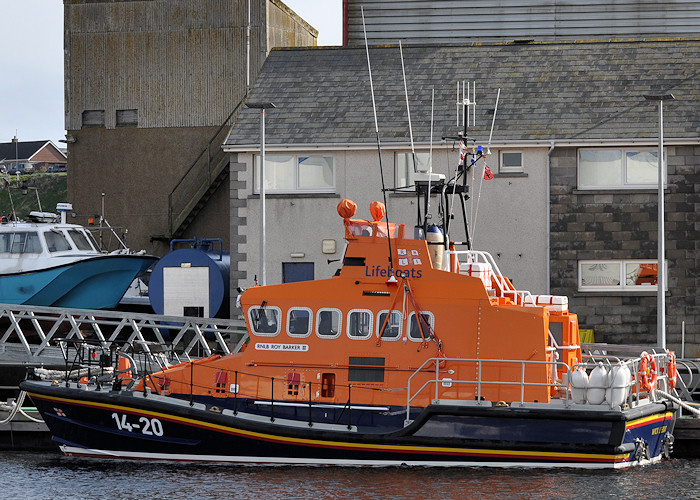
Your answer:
(639, 351), (658, 392)
(667, 350), (677, 389)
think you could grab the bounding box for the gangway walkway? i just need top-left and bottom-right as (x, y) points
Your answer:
(0, 303), (248, 368)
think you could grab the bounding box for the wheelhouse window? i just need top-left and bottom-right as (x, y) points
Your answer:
(68, 229), (95, 251)
(347, 309), (373, 340)
(287, 307), (312, 337)
(377, 310), (402, 340)
(500, 151), (523, 174)
(316, 308), (341, 338)
(578, 149), (664, 189)
(248, 306), (281, 336)
(396, 152), (430, 189)
(254, 154), (334, 193)
(44, 231), (72, 253)
(0, 232), (42, 254)
(578, 260), (665, 291)
(408, 311), (435, 342)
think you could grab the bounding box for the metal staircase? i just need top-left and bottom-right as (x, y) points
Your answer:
(160, 97), (248, 241)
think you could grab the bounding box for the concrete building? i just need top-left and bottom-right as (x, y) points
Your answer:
(63, 0), (317, 256)
(224, 39), (700, 355)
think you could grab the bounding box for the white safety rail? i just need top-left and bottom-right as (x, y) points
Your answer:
(404, 351), (680, 426)
(0, 303), (248, 367)
(445, 249), (534, 305)
(583, 343), (700, 407)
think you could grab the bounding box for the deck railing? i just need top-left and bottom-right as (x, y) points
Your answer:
(404, 354), (676, 426)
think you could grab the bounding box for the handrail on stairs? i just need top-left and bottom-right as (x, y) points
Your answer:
(167, 95), (249, 238)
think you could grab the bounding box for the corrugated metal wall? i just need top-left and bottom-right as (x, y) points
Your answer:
(347, 0), (700, 44)
(65, 0), (273, 130)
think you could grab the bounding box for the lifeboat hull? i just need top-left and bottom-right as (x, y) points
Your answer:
(22, 380), (675, 468)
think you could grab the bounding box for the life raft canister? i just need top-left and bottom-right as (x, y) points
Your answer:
(426, 225), (444, 270)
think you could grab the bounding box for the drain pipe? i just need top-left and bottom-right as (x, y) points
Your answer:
(246, 0), (251, 91)
(546, 141), (555, 294)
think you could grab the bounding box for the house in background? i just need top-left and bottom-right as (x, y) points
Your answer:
(0, 140), (67, 172)
(224, 39), (699, 355)
(62, 0), (317, 256)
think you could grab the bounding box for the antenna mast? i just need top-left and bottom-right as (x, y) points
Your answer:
(361, 6), (394, 276)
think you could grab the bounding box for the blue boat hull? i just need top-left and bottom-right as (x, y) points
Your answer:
(0, 255), (157, 309)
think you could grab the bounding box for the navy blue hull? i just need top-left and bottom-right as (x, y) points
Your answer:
(21, 380), (676, 468)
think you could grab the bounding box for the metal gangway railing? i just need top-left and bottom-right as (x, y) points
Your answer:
(0, 303), (248, 369)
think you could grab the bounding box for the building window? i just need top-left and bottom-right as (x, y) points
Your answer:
(500, 151), (523, 174)
(396, 152), (430, 189)
(578, 149), (664, 189)
(377, 310), (402, 340)
(347, 309), (373, 339)
(316, 308), (341, 338)
(578, 260), (665, 291)
(248, 306), (281, 336)
(82, 110), (105, 128)
(116, 109), (138, 127)
(254, 154), (334, 193)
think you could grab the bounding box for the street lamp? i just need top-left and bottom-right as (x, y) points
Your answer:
(245, 102), (276, 286)
(12, 135), (18, 170)
(643, 93), (674, 349)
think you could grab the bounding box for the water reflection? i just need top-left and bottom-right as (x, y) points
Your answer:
(2, 453), (698, 500)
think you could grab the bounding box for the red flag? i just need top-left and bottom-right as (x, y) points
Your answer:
(483, 165), (494, 180)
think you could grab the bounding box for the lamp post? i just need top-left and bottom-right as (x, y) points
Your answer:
(12, 135), (18, 170)
(245, 102), (276, 286)
(643, 93), (674, 349)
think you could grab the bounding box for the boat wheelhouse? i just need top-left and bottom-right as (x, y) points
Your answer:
(0, 205), (156, 309)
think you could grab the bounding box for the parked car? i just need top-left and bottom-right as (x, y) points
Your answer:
(47, 165), (67, 173)
(8, 163), (35, 175)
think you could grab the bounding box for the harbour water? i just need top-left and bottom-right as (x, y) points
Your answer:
(1, 452), (698, 499)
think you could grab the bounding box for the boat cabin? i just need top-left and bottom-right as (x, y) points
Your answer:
(143, 200), (582, 410)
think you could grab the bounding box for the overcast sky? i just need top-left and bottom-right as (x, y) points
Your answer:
(0, 0), (342, 149)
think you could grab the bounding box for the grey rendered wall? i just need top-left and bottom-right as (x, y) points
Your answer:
(230, 144), (548, 295)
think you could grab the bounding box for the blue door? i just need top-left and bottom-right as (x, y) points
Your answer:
(283, 262), (314, 283)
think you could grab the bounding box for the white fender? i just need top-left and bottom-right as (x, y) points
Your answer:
(570, 366), (589, 404)
(606, 364), (632, 407)
(587, 363), (609, 405)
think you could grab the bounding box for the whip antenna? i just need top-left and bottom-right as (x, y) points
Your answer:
(487, 88), (501, 155)
(426, 88), (435, 220)
(399, 41), (416, 176)
(362, 6), (394, 276)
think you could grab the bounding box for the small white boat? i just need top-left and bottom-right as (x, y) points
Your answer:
(0, 204), (157, 309)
